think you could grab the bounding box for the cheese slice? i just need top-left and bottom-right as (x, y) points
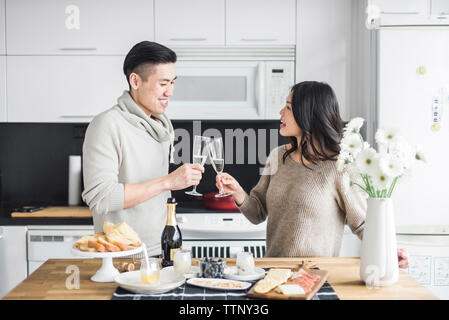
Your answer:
(275, 284), (305, 295)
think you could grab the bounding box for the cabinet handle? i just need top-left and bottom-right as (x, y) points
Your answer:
(240, 38), (277, 42)
(169, 38), (207, 41)
(60, 115), (94, 118)
(59, 48), (98, 51)
(380, 11), (421, 15)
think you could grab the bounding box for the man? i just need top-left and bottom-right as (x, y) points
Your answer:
(82, 41), (204, 256)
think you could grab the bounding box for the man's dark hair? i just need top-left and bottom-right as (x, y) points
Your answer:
(123, 41), (177, 87)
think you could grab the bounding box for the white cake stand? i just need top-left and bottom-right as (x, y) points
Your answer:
(71, 245), (143, 282)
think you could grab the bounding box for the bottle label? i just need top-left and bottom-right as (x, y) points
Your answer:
(170, 247), (181, 261)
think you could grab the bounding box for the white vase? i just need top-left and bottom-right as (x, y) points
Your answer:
(360, 198), (399, 286)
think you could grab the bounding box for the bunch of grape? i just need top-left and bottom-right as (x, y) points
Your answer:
(199, 257), (226, 278)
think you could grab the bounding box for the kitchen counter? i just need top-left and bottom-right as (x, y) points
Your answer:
(2, 257), (437, 300)
(0, 201), (239, 226)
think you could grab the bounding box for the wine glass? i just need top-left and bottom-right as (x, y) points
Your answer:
(185, 135), (209, 196)
(208, 137), (231, 198)
(174, 249), (192, 276)
(140, 258), (160, 285)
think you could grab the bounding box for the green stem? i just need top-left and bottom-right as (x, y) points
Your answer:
(352, 182), (370, 195)
(387, 176), (399, 198)
(363, 175), (375, 197)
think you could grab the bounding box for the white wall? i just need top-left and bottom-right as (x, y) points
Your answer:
(296, 0), (372, 130)
(296, 0), (352, 120)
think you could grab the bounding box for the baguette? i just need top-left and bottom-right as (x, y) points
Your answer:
(78, 244), (96, 252)
(105, 234), (134, 251)
(87, 238), (106, 252)
(75, 235), (90, 248)
(97, 235), (120, 252)
(102, 221), (142, 247)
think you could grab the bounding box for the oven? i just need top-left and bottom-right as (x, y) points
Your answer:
(178, 213), (267, 258)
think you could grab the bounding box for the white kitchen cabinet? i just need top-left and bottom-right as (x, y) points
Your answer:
(369, 0), (430, 25)
(0, 56), (5, 122)
(431, 0), (449, 15)
(155, 0), (225, 46)
(370, 0), (429, 14)
(7, 56), (127, 122)
(6, 0), (154, 55)
(0, 226), (28, 299)
(226, 0), (296, 46)
(0, 0), (5, 54)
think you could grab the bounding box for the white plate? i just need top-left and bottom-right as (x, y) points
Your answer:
(114, 268), (185, 294)
(187, 278), (252, 291)
(223, 266), (266, 281)
(163, 266), (200, 279)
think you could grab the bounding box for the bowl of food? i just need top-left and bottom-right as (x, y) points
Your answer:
(198, 257), (226, 278)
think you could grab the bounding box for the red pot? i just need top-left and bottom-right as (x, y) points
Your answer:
(196, 192), (238, 210)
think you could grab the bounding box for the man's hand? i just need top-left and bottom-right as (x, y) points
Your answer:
(166, 163), (205, 191)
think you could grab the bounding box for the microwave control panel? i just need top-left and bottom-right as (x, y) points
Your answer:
(265, 61), (295, 119)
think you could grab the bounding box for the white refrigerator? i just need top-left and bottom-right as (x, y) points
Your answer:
(376, 27), (449, 299)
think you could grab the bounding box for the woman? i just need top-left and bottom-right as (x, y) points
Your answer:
(217, 81), (408, 267)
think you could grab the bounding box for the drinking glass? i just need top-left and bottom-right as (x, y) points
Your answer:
(236, 251), (255, 275)
(208, 137), (231, 198)
(185, 135), (210, 196)
(140, 258), (160, 285)
(173, 249), (192, 275)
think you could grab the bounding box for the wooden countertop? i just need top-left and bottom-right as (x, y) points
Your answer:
(2, 257), (437, 300)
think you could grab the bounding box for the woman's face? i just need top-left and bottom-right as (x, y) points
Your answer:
(279, 92), (302, 138)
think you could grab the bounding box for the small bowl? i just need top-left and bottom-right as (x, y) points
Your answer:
(198, 258), (226, 278)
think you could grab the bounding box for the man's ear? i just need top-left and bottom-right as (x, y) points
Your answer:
(129, 72), (140, 90)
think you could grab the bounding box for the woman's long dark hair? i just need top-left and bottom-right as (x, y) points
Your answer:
(283, 81), (344, 167)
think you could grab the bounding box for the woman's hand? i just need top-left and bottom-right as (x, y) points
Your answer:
(216, 172), (247, 206)
(398, 248), (409, 269)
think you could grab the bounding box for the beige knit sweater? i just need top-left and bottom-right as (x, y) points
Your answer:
(238, 145), (367, 257)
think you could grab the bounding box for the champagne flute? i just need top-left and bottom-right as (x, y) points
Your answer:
(208, 137), (231, 198)
(185, 135), (209, 196)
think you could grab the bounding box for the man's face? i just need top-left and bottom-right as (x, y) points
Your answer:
(129, 63), (176, 117)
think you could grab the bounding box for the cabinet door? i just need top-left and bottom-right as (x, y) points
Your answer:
(0, 0), (5, 54)
(431, 0), (449, 15)
(7, 56), (127, 122)
(155, 0), (225, 46)
(6, 0), (154, 55)
(0, 56), (5, 122)
(370, 0), (429, 14)
(369, 0), (430, 25)
(0, 226), (27, 299)
(226, 0), (296, 45)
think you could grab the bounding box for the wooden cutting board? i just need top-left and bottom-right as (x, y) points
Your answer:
(11, 206), (92, 218)
(246, 268), (329, 300)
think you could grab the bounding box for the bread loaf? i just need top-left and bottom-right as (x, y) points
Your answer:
(75, 221), (141, 253)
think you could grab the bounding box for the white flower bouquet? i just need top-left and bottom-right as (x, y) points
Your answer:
(337, 117), (426, 198)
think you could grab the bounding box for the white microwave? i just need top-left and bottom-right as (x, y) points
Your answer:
(166, 48), (295, 120)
